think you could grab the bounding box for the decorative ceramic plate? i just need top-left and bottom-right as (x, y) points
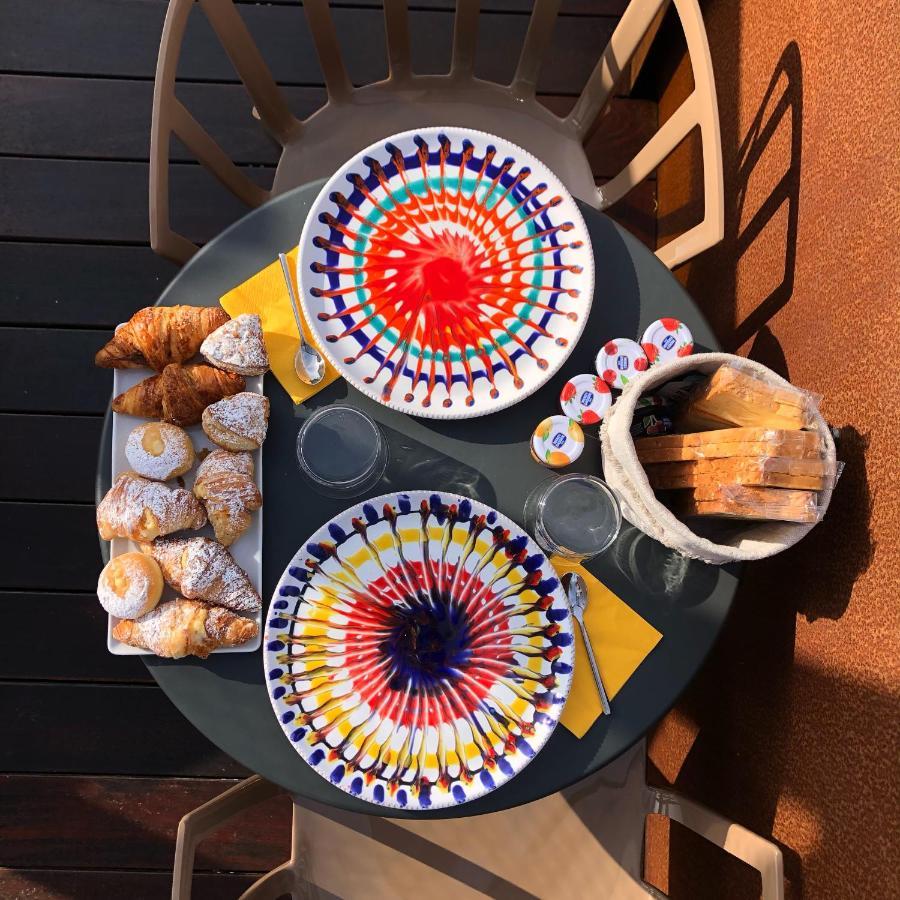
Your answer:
(264, 491), (575, 810)
(298, 127), (594, 419)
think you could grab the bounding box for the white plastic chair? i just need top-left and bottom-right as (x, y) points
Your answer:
(172, 741), (783, 899)
(150, 0), (724, 269)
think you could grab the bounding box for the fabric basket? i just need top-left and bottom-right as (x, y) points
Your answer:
(599, 353), (837, 565)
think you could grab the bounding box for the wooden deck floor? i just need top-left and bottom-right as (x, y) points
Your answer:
(0, 2), (656, 897)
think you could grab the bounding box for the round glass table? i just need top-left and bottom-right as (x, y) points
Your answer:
(98, 181), (738, 819)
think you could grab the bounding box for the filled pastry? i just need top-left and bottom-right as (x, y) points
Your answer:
(112, 597), (258, 658)
(112, 363), (244, 427)
(193, 450), (262, 546)
(202, 392), (270, 451)
(125, 421), (195, 481)
(97, 472), (206, 542)
(96, 305), (229, 371)
(97, 552), (164, 619)
(143, 535), (261, 614)
(200, 313), (270, 376)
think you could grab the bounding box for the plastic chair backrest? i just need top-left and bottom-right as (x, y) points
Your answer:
(151, 0), (723, 267)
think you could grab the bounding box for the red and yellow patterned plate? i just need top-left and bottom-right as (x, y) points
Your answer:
(264, 491), (575, 810)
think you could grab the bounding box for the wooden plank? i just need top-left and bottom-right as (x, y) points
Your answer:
(0, 243), (177, 328)
(0, 75), (321, 165)
(0, 503), (101, 591)
(0, 1), (615, 96)
(0, 869), (262, 900)
(0, 775), (290, 871)
(0, 158), (270, 245)
(0, 592), (153, 682)
(0, 75), (655, 176)
(0, 415), (103, 502)
(0, 328), (113, 414)
(0, 683), (250, 776)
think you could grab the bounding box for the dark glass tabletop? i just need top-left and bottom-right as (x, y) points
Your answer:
(98, 181), (738, 819)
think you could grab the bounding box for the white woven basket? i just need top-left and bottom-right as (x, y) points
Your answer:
(599, 353), (837, 564)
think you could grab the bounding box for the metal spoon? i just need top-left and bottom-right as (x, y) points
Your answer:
(278, 252), (325, 386)
(562, 571), (612, 716)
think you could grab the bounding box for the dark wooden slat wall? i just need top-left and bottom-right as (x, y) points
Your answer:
(0, 1), (656, 895)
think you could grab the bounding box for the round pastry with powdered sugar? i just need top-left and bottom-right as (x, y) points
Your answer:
(125, 421), (195, 481)
(202, 392), (270, 452)
(97, 552), (164, 619)
(200, 313), (270, 376)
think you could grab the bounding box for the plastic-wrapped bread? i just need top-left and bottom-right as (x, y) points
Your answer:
(645, 455), (828, 491)
(635, 426), (823, 451)
(677, 364), (815, 431)
(671, 484), (819, 523)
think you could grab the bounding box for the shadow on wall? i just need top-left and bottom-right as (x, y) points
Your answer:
(729, 41), (803, 350)
(652, 39), (804, 357)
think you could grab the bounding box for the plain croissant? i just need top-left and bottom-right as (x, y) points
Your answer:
(112, 363), (245, 426)
(96, 305), (229, 371)
(193, 450), (262, 546)
(112, 597), (258, 658)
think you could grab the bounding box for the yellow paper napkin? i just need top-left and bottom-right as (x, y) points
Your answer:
(220, 247), (341, 404)
(551, 557), (663, 738)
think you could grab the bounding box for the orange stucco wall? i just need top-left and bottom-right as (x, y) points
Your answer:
(645, 2), (899, 897)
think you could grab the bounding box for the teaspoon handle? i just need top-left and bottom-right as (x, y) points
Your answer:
(278, 253), (307, 341)
(576, 613), (611, 716)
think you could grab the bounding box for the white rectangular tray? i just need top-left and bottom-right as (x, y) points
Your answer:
(107, 368), (264, 655)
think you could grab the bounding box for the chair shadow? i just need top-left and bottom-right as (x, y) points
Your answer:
(628, 35), (876, 896)
(658, 41), (803, 355)
(729, 41), (803, 350)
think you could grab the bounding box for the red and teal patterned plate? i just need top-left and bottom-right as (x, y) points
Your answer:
(297, 127), (594, 419)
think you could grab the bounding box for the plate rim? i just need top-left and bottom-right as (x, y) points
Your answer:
(296, 125), (595, 420)
(262, 488), (575, 811)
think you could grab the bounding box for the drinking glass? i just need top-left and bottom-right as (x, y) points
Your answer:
(296, 405), (387, 498)
(524, 474), (622, 561)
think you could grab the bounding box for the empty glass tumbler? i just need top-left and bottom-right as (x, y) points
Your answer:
(296, 405), (388, 498)
(524, 474), (622, 561)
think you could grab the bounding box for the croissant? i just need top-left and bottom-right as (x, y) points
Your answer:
(193, 450), (262, 546)
(96, 305), (229, 371)
(143, 535), (261, 614)
(112, 363), (245, 426)
(112, 597), (258, 658)
(97, 472), (206, 541)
